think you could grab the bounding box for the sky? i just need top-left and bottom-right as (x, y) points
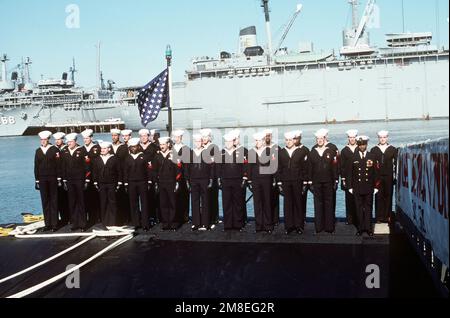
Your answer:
(1, 0), (448, 88)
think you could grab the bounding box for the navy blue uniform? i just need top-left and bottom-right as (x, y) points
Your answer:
(123, 153), (152, 229)
(34, 145), (61, 229)
(62, 146), (90, 230)
(82, 144), (101, 225)
(217, 147), (248, 230)
(142, 142), (160, 222)
(203, 143), (221, 225)
(113, 143), (131, 225)
(92, 155), (122, 226)
(151, 150), (183, 230)
(308, 146), (338, 233)
(347, 151), (381, 233)
(370, 144), (398, 222)
(173, 144), (191, 224)
(248, 147), (276, 232)
(185, 148), (214, 229)
(277, 145), (309, 232)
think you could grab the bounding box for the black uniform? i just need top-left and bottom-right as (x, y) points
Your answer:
(277, 145), (309, 233)
(56, 144), (70, 225)
(248, 147), (275, 232)
(112, 143), (131, 225)
(370, 144), (398, 223)
(340, 144), (358, 225)
(123, 152), (152, 229)
(34, 144), (61, 229)
(151, 150), (183, 230)
(308, 146), (338, 233)
(217, 147), (247, 230)
(81, 144), (101, 225)
(173, 143), (191, 224)
(185, 148), (214, 229)
(314, 142), (339, 218)
(61, 146), (90, 230)
(92, 155), (122, 226)
(203, 142), (221, 225)
(347, 151), (380, 233)
(142, 142), (160, 222)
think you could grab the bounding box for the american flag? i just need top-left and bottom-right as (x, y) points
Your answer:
(137, 69), (169, 126)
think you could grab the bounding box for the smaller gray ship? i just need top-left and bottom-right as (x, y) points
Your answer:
(0, 53), (136, 137)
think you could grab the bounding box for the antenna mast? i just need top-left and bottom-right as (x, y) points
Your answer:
(261, 0), (273, 56)
(70, 57), (77, 83)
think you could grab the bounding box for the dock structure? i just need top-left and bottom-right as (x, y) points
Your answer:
(0, 220), (439, 298)
(23, 120), (126, 136)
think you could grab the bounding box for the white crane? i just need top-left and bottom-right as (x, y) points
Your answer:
(351, 0), (376, 47)
(274, 4), (303, 55)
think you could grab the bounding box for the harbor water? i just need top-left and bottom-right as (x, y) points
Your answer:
(0, 119), (448, 224)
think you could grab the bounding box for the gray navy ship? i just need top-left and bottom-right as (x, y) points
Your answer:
(1, 0), (448, 137)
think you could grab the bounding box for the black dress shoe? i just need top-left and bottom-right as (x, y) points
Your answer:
(367, 231), (374, 236)
(296, 229), (304, 235)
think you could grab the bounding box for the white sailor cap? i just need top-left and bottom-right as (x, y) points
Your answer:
(65, 133), (78, 142)
(284, 131), (297, 140)
(38, 130), (52, 139)
(223, 133), (235, 142)
(99, 141), (112, 149)
(253, 132), (266, 141)
(150, 129), (159, 135)
(293, 130), (303, 138)
(192, 134), (202, 142)
(139, 129), (150, 136)
(377, 130), (389, 138)
(110, 129), (121, 135)
(229, 129), (241, 139)
(172, 129), (185, 137)
(200, 128), (212, 137)
(128, 138), (140, 147)
(264, 129), (273, 135)
(81, 129), (94, 138)
(357, 135), (370, 144)
(159, 137), (171, 144)
(121, 129), (132, 136)
(53, 132), (66, 140)
(346, 129), (358, 138)
(316, 128), (329, 137)
(315, 129), (329, 138)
